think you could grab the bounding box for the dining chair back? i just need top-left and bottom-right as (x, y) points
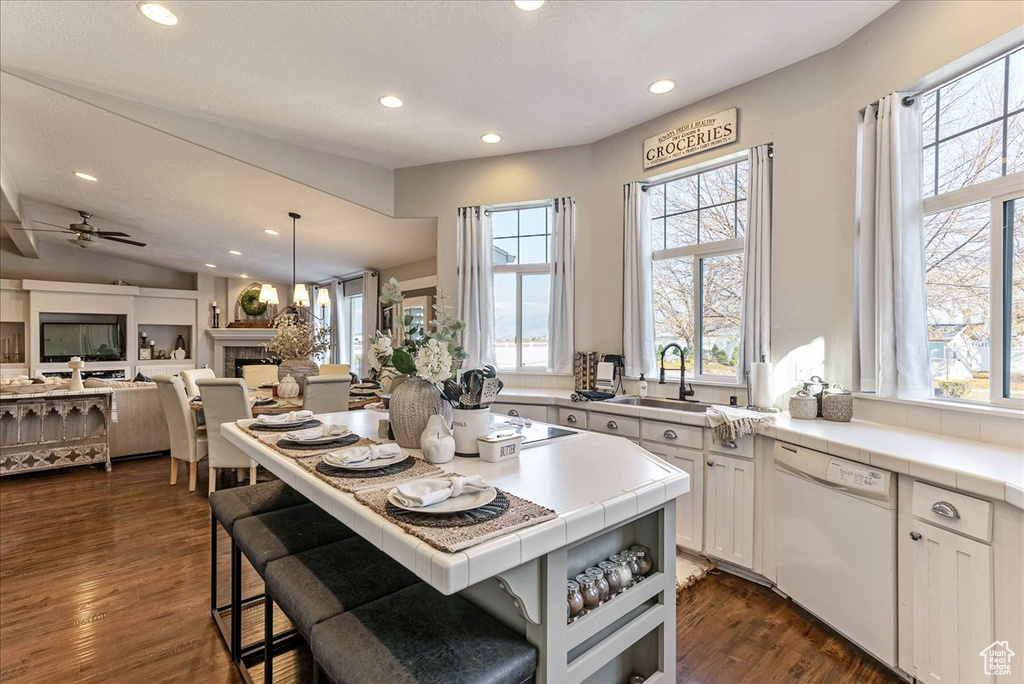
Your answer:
(318, 364), (350, 377)
(181, 368), (216, 397)
(154, 375), (208, 492)
(302, 376), (352, 414)
(196, 378), (257, 494)
(242, 364), (279, 388)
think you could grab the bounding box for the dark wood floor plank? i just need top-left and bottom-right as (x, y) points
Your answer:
(2, 456), (901, 684)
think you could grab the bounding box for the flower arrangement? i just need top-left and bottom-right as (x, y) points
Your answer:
(264, 315), (331, 359)
(376, 279), (467, 384)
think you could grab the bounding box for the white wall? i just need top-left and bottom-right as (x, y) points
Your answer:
(0, 236), (194, 289)
(394, 1), (1023, 401)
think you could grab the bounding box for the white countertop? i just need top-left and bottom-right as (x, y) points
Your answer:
(223, 409), (690, 594)
(497, 388), (1024, 509)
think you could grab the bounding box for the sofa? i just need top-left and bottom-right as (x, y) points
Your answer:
(84, 379), (171, 458)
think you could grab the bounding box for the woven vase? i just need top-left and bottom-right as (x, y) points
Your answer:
(278, 358), (319, 395)
(390, 377), (452, 448)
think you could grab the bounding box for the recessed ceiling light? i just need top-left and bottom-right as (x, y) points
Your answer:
(263, 229), (279, 236)
(74, 172), (98, 182)
(205, 263), (216, 268)
(239, 273), (250, 279)
(648, 79), (676, 95)
(138, 2), (178, 26)
(378, 95), (404, 109)
(513, 0), (545, 10)
(228, 249), (242, 255)
(481, 133), (503, 144)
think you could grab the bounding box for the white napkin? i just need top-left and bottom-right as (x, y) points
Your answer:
(285, 424), (351, 442)
(392, 475), (490, 508)
(257, 410), (314, 424)
(331, 442), (402, 465)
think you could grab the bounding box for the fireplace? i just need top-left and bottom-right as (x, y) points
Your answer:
(207, 328), (280, 377)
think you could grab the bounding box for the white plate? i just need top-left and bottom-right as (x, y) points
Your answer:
(287, 431), (352, 445)
(255, 418), (311, 429)
(322, 451), (409, 470)
(386, 486), (497, 514)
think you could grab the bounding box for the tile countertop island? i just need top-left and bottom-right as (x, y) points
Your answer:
(496, 388), (1024, 510)
(223, 409), (689, 684)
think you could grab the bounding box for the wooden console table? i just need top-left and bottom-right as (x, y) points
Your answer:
(0, 388), (113, 475)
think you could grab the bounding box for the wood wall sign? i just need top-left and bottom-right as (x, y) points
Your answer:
(643, 108), (737, 170)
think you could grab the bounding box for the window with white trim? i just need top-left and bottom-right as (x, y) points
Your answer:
(491, 204), (551, 370)
(648, 155), (747, 382)
(921, 47), (1023, 404)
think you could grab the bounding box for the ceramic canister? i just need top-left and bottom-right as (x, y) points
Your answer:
(821, 384), (854, 422)
(788, 390), (818, 420)
(451, 407), (491, 454)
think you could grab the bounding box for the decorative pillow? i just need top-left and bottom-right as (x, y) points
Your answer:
(83, 378), (112, 388)
(134, 372), (152, 383)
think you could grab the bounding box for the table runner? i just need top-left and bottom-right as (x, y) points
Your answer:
(296, 453), (443, 493)
(353, 475), (557, 553)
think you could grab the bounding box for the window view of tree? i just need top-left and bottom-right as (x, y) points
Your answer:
(922, 48), (1023, 402)
(650, 159), (747, 380)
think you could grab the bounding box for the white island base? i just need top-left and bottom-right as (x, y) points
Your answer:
(223, 410), (688, 684)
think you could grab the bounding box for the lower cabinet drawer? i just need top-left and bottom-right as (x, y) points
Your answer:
(557, 407), (587, 429)
(490, 403), (548, 422)
(707, 431), (755, 458)
(640, 420), (702, 449)
(589, 413), (640, 439)
(912, 480), (992, 542)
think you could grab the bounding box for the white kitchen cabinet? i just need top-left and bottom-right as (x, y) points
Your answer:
(908, 520), (994, 684)
(490, 403), (548, 422)
(642, 441), (704, 552)
(704, 453), (754, 569)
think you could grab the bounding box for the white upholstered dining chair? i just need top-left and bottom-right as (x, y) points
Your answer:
(195, 378), (258, 494)
(241, 364), (279, 388)
(154, 375), (208, 492)
(181, 368), (216, 397)
(318, 364), (350, 377)
(302, 376), (352, 414)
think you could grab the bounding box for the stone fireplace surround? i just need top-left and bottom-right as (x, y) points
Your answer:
(206, 329), (278, 377)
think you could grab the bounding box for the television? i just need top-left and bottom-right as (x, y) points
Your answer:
(40, 315), (126, 363)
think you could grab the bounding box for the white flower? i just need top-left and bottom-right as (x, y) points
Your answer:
(414, 338), (454, 384)
(379, 277), (404, 304)
(369, 333), (393, 370)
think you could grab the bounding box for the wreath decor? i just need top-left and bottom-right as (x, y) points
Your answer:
(240, 287), (268, 317)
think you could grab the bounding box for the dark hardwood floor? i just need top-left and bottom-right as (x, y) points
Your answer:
(0, 456), (900, 684)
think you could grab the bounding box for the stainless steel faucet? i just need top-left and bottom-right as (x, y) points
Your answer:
(659, 343), (696, 401)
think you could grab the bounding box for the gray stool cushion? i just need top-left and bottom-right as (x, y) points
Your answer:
(310, 583), (538, 684)
(233, 503), (354, 575)
(265, 537), (420, 639)
(209, 480), (309, 535)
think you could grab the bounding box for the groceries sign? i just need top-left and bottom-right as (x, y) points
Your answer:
(643, 108), (737, 170)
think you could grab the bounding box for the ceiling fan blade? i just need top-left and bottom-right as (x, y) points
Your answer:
(15, 228), (72, 233)
(99, 235), (147, 247)
(92, 230), (131, 238)
(34, 221), (72, 230)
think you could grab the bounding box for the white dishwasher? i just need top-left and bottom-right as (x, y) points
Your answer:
(773, 442), (897, 667)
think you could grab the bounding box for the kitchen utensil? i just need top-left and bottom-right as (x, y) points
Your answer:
(788, 390), (818, 420)
(481, 365), (497, 378)
(821, 384), (853, 422)
(479, 377), (501, 405)
(442, 379), (462, 405)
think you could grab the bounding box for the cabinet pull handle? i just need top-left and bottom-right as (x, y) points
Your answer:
(566, 415), (577, 423)
(931, 501), (960, 519)
(909, 531), (922, 541)
(606, 420), (618, 430)
(663, 429), (677, 440)
(723, 440), (738, 449)
(707, 460), (714, 467)
(508, 409), (519, 417)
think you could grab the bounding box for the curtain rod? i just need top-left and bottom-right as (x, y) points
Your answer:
(640, 144), (771, 192)
(902, 44), (1021, 107)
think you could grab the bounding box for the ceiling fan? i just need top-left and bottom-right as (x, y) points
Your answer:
(24, 211), (147, 248)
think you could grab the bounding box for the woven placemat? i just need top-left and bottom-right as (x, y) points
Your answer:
(297, 454), (443, 493)
(239, 422), (376, 460)
(248, 419), (322, 432)
(354, 476), (557, 553)
(384, 491), (510, 528)
(276, 433), (362, 450)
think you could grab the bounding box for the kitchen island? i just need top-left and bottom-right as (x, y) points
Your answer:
(223, 409), (689, 684)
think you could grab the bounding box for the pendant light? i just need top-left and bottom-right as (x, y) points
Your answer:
(287, 212), (311, 307)
(257, 283), (279, 305)
(316, 287), (331, 308)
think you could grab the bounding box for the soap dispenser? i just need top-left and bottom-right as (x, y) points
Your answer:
(638, 373), (648, 398)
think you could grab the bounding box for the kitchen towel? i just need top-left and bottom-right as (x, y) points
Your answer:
(392, 475), (490, 508)
(706, 406), (776, 444)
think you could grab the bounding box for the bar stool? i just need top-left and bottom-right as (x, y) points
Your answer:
(261, 537), (420, 683)
(208, 481), (309, 660)
(310, 583), (538, 684)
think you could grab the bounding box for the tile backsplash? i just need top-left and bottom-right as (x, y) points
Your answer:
(853, 396), (1023, 449)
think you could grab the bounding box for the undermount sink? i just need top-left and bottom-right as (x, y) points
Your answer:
(604, 396), (713, 412)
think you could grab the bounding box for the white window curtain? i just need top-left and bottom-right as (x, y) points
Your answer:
(360, 270), (378, 374)
(623, 182), (655, 377)
(331, 280), (346, 365)
(456, 206), (496, 368)
(740, 144), (772, 375)
(857, 94), (932, 399)
(548, 197), (575, 374)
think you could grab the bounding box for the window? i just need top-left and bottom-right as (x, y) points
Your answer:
(921, 48), (1024, 404)
(491, 205), (551, 370)
(649, 157), (747, 381)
